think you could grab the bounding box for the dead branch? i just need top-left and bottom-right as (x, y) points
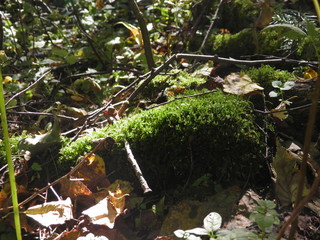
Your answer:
(124, 140), (152, 193)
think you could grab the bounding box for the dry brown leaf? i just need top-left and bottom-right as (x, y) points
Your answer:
(272, 139), (309, 206)
(25, 198), (73, 227)
(82, 197), (118, 229)
(223, 73), (263, 96)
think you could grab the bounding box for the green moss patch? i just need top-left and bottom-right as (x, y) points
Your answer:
(60, 91), (265, 191)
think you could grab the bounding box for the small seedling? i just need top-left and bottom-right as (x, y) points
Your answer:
(249, 200), (280, 238)
(174, 212), (222, 240)
(269, 80), (295, 101)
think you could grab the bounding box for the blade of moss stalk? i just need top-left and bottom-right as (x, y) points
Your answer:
(0, 68), (22, 240)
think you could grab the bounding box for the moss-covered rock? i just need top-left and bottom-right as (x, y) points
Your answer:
(60, 91), (265, 191)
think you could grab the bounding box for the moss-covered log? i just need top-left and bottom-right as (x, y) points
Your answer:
(60, 91), (266, 191)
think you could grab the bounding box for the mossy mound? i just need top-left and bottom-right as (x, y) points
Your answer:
(215, 0), (258, 32)
(208, 28), (255, 57)
(141, 70), (206, 99)
(60, 91), (265, 191)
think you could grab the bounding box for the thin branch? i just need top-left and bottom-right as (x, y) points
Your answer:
(199, 0), (224, 52)
(5, 69), (51, 107)
(70, 0), (108, 70)
(124, 140), (152, 193)
(288, 69), (320, 239)
(128, 0), (155, 70)
(145, 90), (217, 110)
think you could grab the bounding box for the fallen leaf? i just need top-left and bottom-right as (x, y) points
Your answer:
(223, 73), (263, 96)
(271, 101), (288, 121)
(25, 198), (73, 227)
(303, 68), (318, 80)
(82, 197), (118, 229)
(271, 139), (309, 206)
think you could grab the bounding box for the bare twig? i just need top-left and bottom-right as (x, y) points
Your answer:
(199, 0), (224, 52)
(128, 0), (155, 70)
(146, 90), (217, 110)
(70, 0), (108, 70)
(5, 69), (51, 107)
(0, 139), (106, 211)
(124, 140), (152, 193)
(276, 167), (320, 240)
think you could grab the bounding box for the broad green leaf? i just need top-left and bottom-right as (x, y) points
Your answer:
(269, 91), (279, 98)
(306, 21), (319, 40)
(174, 229), (187, 238)
(281, 81), (295, 91)
(264, 23), (306, 40)
(186, 227), (208, 236)
(271, 80), (282, 88)
(51, 47), (68, 58)
(255, 215), (274, 231)
(203, 212), (222, 232)
(65, 55), (78, 65)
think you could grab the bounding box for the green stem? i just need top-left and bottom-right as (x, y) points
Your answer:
(312, 0), (320, 22)
(0, 68), (22, 239)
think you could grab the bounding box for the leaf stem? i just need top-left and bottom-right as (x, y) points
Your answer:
(0, 66), (22, 239)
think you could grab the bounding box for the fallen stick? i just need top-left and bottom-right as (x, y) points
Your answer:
(124, 140), (152, 193)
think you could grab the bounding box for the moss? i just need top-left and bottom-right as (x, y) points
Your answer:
(209, 28), (255, 57)
(242, 65), (297, 94)
(0, 131), (28, 166)
(258, 30), (284, 56)
(60, 91), (265, 190)
(216, 0), (258, 32)
(142, 70), (206, 99)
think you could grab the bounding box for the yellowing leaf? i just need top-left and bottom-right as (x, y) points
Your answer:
(71, 94), (86, 102)
(25, 198), (73, 227)
(271, 139), (309, 206)
(3, 76), (12, 83)
(223, 73), (264, 96)
(271, 102), (288, 121)
(116, 21), (143, 46)
(75, 154), (106, 181)
(256, 0), (274, 28)
(108, 186), (129, 214)
(96, 0), (104, 9)
(303, 68), (318, 80)
(75, 49), (84, 57)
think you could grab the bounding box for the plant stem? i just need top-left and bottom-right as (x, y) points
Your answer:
(312, 0), (320, 22)
(0, 68), (22, 240)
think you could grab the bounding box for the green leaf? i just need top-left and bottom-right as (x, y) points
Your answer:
(281, 81), (295, 91)
(306, 21), (319, 40)
(174, 229), (187, 238)
(203, 212), (222, 232)
(269, 91), (279, 98)
(271, 81), (283, 88)
(255, 215), (274, 231)
(51, 47), (68, 58)
(186, 227), (208, 236)
(264, 23), (306, 40)
(257, 200), (276, 209)
(65, 55), (78, 65)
